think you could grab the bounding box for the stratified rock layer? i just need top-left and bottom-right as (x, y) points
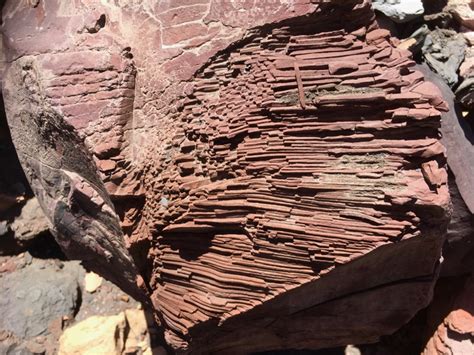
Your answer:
(138, 8), (451, 353)
(1, 0), (451, 353)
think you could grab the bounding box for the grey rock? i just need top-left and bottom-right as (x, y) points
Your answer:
(0, 259), (81, 340)
(372, 0), (424, 23)
(422, 29), (467, 87)
(10, 198), (49, 242)
(456, 77), (474, 109)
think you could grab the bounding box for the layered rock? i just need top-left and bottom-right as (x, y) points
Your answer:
(1, 0), (453, 353)
(423, 276), (474, 355)
(372, 0), (424, 23)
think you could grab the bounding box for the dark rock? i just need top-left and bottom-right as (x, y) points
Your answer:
(442, 174), (474, 277)
(456, 45), (474, 109)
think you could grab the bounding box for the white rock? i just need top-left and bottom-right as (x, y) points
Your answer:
(124, 309), (151, 354)
(372, 0), (424, 23)
(59, 313), (127, 355)
(84, 271), (103, 293)
(58, 310), (155, 355)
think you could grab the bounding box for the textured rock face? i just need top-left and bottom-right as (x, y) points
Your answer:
(10, 197), (49, 242)
(422, 29), (467, 88)
(0, 258), (81, 340)
(1, 0), (452, 353)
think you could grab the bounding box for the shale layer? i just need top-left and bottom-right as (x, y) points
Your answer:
(138, 2), (450, 351)
(1, 1), (452, 353)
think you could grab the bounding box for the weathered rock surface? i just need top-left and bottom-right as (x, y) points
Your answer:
(1, 0), (454, 353)
(456, 44), (474, 109)
(422, 29), (467, 87)
(423, 275), (474, 355)
(0, 251), (156, 354)
(418, 63), (474, 216)
(372, 0), (425, 23)
(447, 0), (474, 30)
(58, 309), (159, 355)
(59, 313), (127, 355)
(10, 197), (49, 242)
(0, 256), (80, 340)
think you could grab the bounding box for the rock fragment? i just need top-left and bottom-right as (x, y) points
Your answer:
(10, 198), (49, 243)
(58, 310), (154, 355)
(456, 78), (474, 109)
(456, 45), (474, 109)
(447, 0), (474, 30)
(423, 276), (474, 355)
(123, 309), (152, 355)
(59, 313), (127, 355)
(422, 29), (467, 86)
(372, 0), (424, 23)
(398, 25), (430, 52)
(84, 271), (103, 293)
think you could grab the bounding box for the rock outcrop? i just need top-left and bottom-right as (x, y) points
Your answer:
(1, 0), (455, 353)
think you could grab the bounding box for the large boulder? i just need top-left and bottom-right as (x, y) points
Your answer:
(1, 0), (454, 353)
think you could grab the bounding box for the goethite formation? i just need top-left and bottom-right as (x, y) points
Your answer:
(136, 3), (450, 353)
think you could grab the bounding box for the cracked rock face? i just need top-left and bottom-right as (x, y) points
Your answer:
(1, 0), (452, 353)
